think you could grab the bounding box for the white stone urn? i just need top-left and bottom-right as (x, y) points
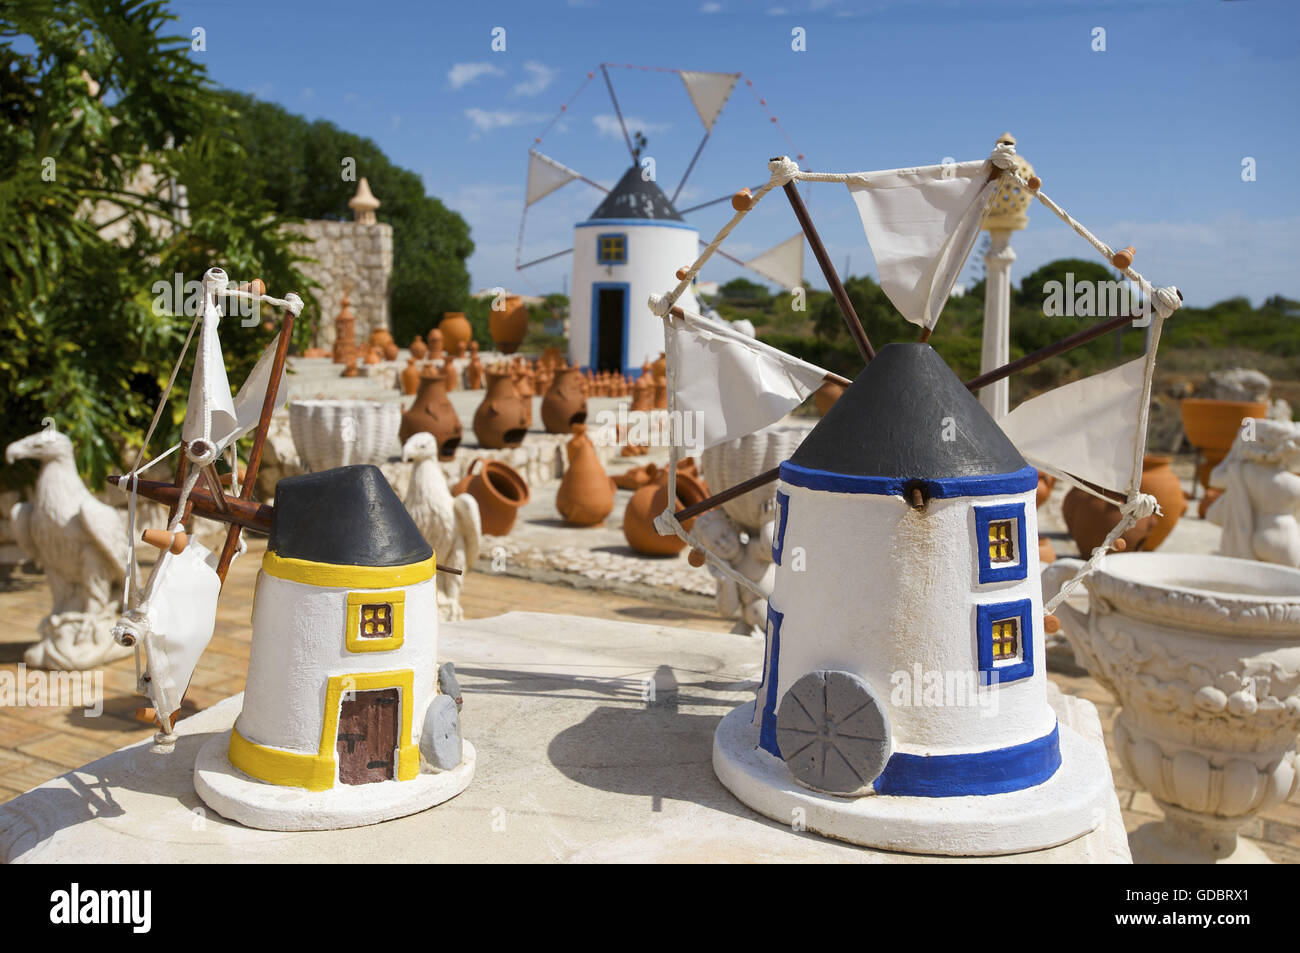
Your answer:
(289, 400), (401, 472)
(1043, 553), (1300, 863)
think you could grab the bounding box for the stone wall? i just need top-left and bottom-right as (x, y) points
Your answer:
(290, 220), (393, 350)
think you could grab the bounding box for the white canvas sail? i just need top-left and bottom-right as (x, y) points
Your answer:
(998, 356), (1149, 495)
(665, 306), (828, 450)
(846, 159), (996, 331)
(222, 332), (285, 447)
(181, 301), (238, 448)
(526, 149), (582, 206)
(744, 233), (804, 291)
(135, 539), (221, 729)
(679, 71), (740, 132)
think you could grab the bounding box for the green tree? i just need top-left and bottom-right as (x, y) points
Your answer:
(0, 0), (311, 489)
(214, 92), (474, 346)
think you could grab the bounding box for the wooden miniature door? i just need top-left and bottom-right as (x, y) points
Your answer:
(336, 687), (400, 784)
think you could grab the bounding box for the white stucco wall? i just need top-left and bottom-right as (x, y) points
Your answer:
(569, 220), (699, 374)
(235, 570), (439, 757)
(756, 482), (1055, 756)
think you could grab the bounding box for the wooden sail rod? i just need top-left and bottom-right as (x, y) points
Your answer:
(782, 181), (875, 364)
(675, 466), (780, 523)
(600, 64), (637, 164)
(963, 311), (1138, 394)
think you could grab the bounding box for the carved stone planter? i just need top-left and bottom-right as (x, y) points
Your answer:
(1044, 552), (1300, 863)
(289, 400), (401, 472)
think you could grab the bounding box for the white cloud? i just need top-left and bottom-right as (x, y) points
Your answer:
(593, 114), (672, 142)
(465, 108), (546, 134)
(448, 62), (505, 91)
(700, 1), (723, 11)
(513, 61), (556, 97)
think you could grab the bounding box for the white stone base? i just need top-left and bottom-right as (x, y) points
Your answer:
(713, 702), (1111, 856)
(194, 731), (475, 832)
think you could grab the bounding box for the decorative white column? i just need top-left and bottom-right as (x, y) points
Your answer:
(978, 133), (1034, 421)
(980, 231), (1015, 420)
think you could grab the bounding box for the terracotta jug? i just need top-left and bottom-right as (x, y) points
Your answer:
(426, 328), (444, 362)
(399, 359), (421, 396)
(410, 334), (427, 361)
(490, 294), (529, 355)
(1181, 398), (1269, 489)
(441, 358), (458, 391)
(364, 346), (383, 365)
(440, 312), (473, 359)
(556, 426), (615, 526)
(1061, 487), (1158, 556)
(1139, 453), (1188, 551)
(454, 458), (531, 535)
(473, 370), (529, 448)
(623, 469), (710, 556)
(400, 371), (462, 460)
(467, 355), (483, 390)
(541, 367), (589, 434)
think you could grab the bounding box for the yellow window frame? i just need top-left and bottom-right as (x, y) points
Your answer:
(345, 590), (406, 653)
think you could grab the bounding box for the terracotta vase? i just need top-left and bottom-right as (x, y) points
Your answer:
(440, 312), (473, 359)
(1036, 472), (1056, 508)
(541, 367), (588, 434)
(490, 294), (529, 355)
(467, 356), (483, 390)
(555, 425), (615, 526)
(473, 370), (529, 448)
(454, 459), (530, 535)
(1139, 454), (1188, 551)
(426, 329), (444, 362)
(399, 359), (421, 396)
(400, 371), (462, 460)
(383, 341), (399, 361)
(1180, 398), (1269, 489)
(364, 346), (382, 365)
(410, 334), (428, 361)
(623, 469), (710, 556)
(441, 359), (458, 391)
(1061, 487), (1158, 556)
(813, 380), (845, 416)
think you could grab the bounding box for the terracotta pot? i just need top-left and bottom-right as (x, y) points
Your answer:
(399, 359), (421, 396)
(454, 458), (531, 535)
(410, 334), (427, 361)
(490, 295), (529, 355)
(1036, 472), (1056, 508)
(556, 425), (615, 526)
(541, 367), (588, 434)
(426, 328), (444, 362)
(813, 380), (845, 416)
(466, 356), (483, 390)
(400, 371), (462, 460)
(383, 341), (399, 361)
(472, 370), (529, 449)
(1181, 398), (1269, 489)
(613, 462), (660, 491)
(1139, 453), (1188, 551)
(441, 359), (458, 391)
(439, 312), (473, 359)
(623, 469), (710, 556)
(1061, 487), (1158, 556)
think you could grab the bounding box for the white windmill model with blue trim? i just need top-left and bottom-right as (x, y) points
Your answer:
(644, 137), (1183, 855)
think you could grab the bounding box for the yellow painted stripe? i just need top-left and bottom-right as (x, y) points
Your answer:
(228, 727), (336, 791)
(262, 552), (435, 588)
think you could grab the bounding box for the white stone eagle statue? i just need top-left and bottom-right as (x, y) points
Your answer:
(5, 422), (134, 670)
(401, 432), (481, 621)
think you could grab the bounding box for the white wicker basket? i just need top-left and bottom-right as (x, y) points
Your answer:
(700, 424), (811, 532)
(289, 400), (401, 472)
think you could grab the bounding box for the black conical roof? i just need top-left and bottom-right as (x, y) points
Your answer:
(788, 343), (1026, 479)
(269, 465), (432, 567)
(588, 166), (684, 221)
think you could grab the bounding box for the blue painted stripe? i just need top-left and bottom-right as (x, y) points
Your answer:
(778, 462), (1038, 499)
(576, 217), (699, 232)
(758, 606), (783, 757)
(771, 491), (790, 566)
(873, 724), (1062, 797)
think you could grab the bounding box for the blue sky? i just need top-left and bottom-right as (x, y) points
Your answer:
(168, 0), (1298, 307)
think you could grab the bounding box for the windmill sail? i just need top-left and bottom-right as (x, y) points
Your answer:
(526, 149), (582, 206)
(181, 297), (238, 449)
(665, 306), (828, 450)
(226, 332), (286, 447)
(997, 356), (1149, 495)
(846, 160), (996, 331)
(744, 233), (804, 291)
(679, 71), (740, 132)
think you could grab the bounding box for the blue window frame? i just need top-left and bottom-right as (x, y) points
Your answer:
(975, 599), (1034, 685)
(758, 605), (784, 757)
(596, 233), (627, 265)
(772, 491), (790, 566)
(973, 502), (1028, 584)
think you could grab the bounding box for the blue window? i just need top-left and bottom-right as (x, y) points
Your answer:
(596, 233), (627, 265)
(976, 599), (1034, 685)
(772, 491), (790, 566)
(758, 605), (784, 757)
(973, 502), (1028, 583)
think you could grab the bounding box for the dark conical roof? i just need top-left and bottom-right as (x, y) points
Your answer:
(269, 465), (432, 567)
(588, 166), (684, 221)
(788, 343), (1026, 479)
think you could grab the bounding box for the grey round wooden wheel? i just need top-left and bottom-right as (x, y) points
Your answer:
(776, 670), (891, 795)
